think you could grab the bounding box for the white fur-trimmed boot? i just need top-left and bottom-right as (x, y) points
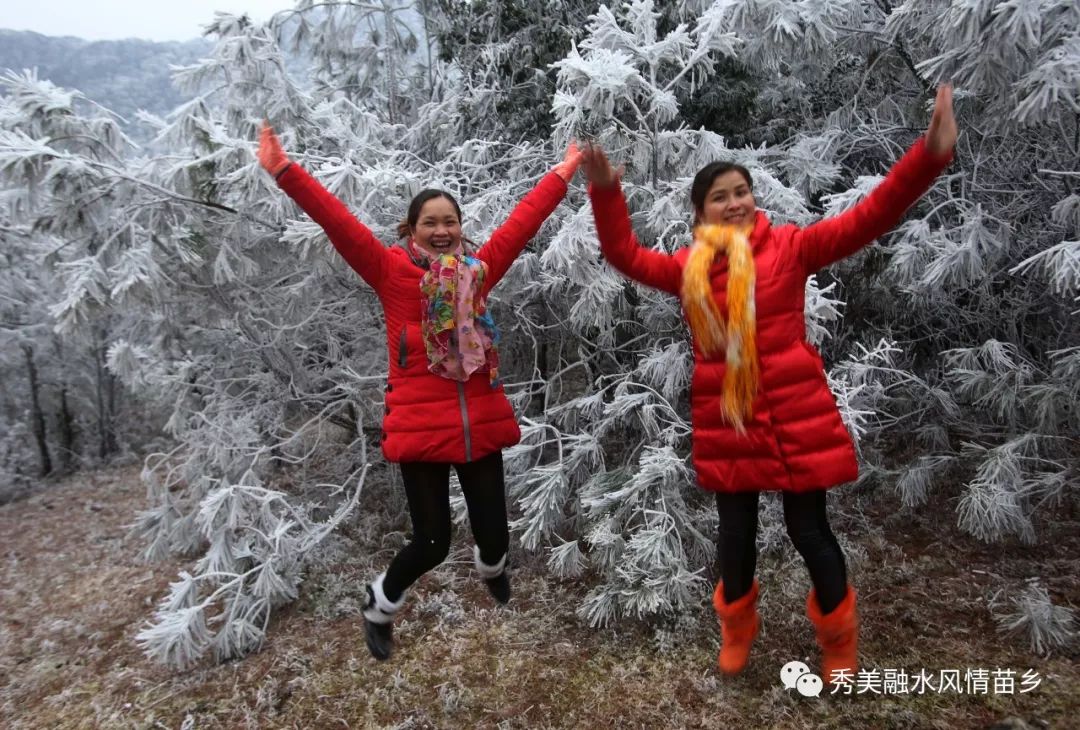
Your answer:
(363, 572), (406, 660)
(474, 546), (510, 604)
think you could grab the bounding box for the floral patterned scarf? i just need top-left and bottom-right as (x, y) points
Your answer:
(410, 240), (500, 384)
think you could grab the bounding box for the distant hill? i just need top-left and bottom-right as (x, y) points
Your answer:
(0, 29), (212, 136)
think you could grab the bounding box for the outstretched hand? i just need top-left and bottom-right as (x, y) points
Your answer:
(926, 84), (957, 157)
(580, 143), (622, 188)
(553, 141), (584, 183)
(258, 121), (291, 176)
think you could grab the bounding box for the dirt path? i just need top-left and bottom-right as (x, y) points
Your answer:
(2, 466), (1077, 729)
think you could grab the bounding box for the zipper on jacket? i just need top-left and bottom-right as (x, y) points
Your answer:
(457, 381), (473, 462)
(397, 326), (407, 368)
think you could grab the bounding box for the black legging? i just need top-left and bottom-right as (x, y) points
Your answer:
(381, 450), (509, 602)
(716, 489), (848, 614)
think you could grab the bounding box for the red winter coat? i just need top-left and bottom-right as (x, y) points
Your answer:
(589, 137), (952, 493)
(277, 164), (568, 463)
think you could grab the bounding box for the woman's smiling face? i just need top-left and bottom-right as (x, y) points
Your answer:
(411, 196), (462, 255)
(697, 170), (756, 227)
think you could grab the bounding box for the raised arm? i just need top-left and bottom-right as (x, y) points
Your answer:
(583, 146), (682, 296)
(259, 123), (392, 291)
(476, 144), (582, 291)
(795, 85), (957, 274)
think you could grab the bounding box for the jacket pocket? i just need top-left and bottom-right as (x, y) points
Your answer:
(397, 325), (408, 369)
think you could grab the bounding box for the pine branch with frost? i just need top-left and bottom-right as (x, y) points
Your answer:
(562, 432), (607, 487)
(573, 445), (706, 625)
(212, 595), (270, 662)
(512, 463), (570, 552)
(582, 506), (628, 575)
(820, 174), (885, 217)
(956, 439), (1037, 544)
(551, 0), (749, 151)
(896, 454), (956, 509)
(632, 341), (692, 404)
(552, 44), (644, 120)
(578, 509), (707, 627)
(779, 130), (844, 196)
(1050, 346), (1080, 401)
(993, 580), (1077, 656)
(136, 465), (366, 668)
(47, 257), (111, 335)
(804, 274), (844, 347)
(503, 419), (550, 478)
(1010, 239), (1080, 304)
(824, 339), (907, 445)
(566, 265), (623, 335)
(1050, 193), (1080, 230)
(1012, 35), (1080, 125)
(544, 390), (603, 439)
(943, 340), (1039, 428)
(547, 539), (588, 579)
(135, 605), (214, 670)
(539, 202), (599, 280)
(754, 494), (789, 557)
(824, 373), (874, 448)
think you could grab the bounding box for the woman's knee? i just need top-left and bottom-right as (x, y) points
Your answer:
(412, 530), (452, 570)
(717, 505), (758, 549)
(718, 521), (757, 552)
(786, 522), (841, 561)
(782, 491), (834, 553)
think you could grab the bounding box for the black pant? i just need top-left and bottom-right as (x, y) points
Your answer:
(716, 490), (848, 614)
(381, 450), (509, 602)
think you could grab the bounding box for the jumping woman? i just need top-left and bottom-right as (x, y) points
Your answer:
(258, 124), (581, 660)
(581, 85), (957, 681)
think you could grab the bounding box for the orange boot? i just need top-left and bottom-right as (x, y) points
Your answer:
(806, 586), (858, 684)
(712, 580), (760, 675)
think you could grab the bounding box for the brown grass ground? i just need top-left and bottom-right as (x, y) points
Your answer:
(1, 465), (1077, 729)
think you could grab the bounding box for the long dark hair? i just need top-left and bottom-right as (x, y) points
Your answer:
(396, 189), (463, 239)
(690, 162), (753, 222)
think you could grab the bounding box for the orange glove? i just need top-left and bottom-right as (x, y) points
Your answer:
(552, 141), (583, 183)
(258, 121), (291, 177)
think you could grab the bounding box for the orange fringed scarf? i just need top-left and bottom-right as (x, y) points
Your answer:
(681, 223), (759, 433)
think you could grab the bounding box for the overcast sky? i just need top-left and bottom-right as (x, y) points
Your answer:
(0, 0), (296, 42)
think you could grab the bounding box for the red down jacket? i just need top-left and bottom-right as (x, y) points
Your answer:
(589, 137), (952, 492)
(277, 164), (568, 463)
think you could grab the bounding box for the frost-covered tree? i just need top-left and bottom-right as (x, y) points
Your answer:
(866, 0), (1080, 542)
(428, 0), (603, 141)
(0, 217), (57, 484)
(126, 12), (403, 665)
(1, 11), (396, 664)
(0, 69), (146, 479)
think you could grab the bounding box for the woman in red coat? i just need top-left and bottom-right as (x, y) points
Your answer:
(582, 85), (957, 682)
(258, 125), (581, 660)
